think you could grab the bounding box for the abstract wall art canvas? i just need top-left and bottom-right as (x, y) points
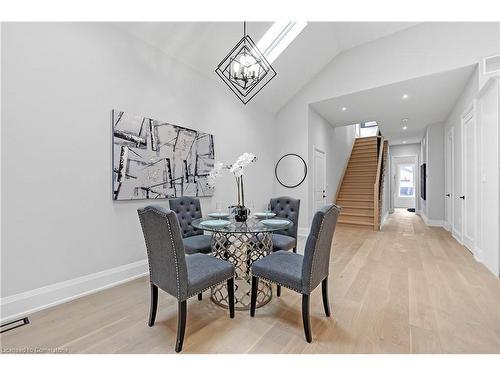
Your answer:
(112, 110), (215, 200)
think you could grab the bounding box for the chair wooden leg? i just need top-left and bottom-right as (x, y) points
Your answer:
(277, 285), (281, 297)
(198, 293), (202, 301)
(321, 277), (331, 317)
(148, 283), (158, 327)
(302, 294), (312, 343)
(227, 278), (235, 318)
(250, 276), (258, 317)
(175, 300), (187, 353)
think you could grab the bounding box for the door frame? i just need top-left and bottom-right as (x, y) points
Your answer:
(460, 101), (477, 254)
(445, 127), (455, 232)
(312, 146), (327, 218)
(391, 155), (418, 209)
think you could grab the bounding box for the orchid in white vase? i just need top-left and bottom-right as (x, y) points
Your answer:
(207, 152), (257, 221)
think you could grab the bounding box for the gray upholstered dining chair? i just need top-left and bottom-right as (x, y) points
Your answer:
(269, 196), (300, 253)
(169, 197), (212, 255)
(250, 204), (340, 343)
(268, 196), (300, 296)
(138, 205), (235, 353)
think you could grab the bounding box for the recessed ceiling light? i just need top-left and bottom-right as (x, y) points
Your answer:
(402, 94), (409, 99)
(402, 125), (408, 130)
(402, 140), (407, 144)
(341, 107), (347, 111)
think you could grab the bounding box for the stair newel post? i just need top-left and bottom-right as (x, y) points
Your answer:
(374, 136), (384, 231)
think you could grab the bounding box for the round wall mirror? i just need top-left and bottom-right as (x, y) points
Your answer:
(275, 153), (307, 188)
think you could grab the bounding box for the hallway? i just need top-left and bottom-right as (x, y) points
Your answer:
(2, 209), (499, 353)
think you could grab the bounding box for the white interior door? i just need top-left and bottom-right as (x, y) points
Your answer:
(462, 109), (476, 252)
(393, 156), (417, 209)
(313, 148), (326, 212)
(445, 128), (454, 231)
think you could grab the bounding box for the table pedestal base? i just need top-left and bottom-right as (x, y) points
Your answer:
(210, 232), (272, 310)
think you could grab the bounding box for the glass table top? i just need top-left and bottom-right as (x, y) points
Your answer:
(192, 216), (292, 233)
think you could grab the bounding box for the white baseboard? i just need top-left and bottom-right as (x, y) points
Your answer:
(473, 247), (484, 262)
(381, 211), (389, 228)
(0, 259), (148, 325)
(452, 229), (463, 245)
(418, 212), (445, 227)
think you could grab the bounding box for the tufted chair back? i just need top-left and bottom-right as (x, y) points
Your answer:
(169, 197), (204, 238)
(269, 197), (300, 238)
(137, 206), (189, 300)
(301, 204), (340, 294)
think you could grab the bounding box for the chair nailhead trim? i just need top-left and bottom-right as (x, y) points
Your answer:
(185, 276), (233, 300)
(251, 273), (304, 294)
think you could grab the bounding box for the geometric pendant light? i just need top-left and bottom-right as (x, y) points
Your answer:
(215, 22), (277, 104)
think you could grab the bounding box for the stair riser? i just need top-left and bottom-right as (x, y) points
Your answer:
(349, 156), (377, 164)
(338, 194), (373, 202)
(344, 176), (375, 185)
(348, 160), (378, 164)
(341, 207), (375, 216)
(339, 190), (374, 196)
(354, 137), (378, 144)
(346, 168), (377, 172)
(351, 149), (377, 154)
(337, 201), (374, 208)
(337, 222), (374, 230)
(353, 146), (377, 152)
(338, 214), (373, 225)
(345, 171), (377, 175)
(339, 185), (374, 191)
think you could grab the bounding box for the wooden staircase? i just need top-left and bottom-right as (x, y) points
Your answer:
(335, 136), (388, 230)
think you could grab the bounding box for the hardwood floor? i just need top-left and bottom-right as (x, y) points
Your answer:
(2, 209), (499, 353)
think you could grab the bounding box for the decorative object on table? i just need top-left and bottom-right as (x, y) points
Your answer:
(250, 204), (341, 343)
(254, 212), (276, 219)
(112, 110), (215, 200)
(192, 216), (292, 310)
(207, 152), (257, 222)
(215, 22), (277, 104)
(275, 153), (308, 188)
(137, 205), (235, 353)
(169, 197), (212, 254)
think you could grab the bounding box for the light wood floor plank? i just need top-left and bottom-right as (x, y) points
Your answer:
(1, 209), (499, 353)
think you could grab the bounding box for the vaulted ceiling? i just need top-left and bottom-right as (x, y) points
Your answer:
(114, 22), (418, 113)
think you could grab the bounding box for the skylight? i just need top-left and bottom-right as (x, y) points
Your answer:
(257, 21), (307, 64)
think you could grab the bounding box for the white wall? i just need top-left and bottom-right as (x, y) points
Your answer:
(425, 123), (445, 221)
(273, 22), (500, 229)
(307, 108), (355, 224)
(1, 23), (277, 317)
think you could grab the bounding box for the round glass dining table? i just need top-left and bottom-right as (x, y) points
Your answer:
(192, 216), (292, 310)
